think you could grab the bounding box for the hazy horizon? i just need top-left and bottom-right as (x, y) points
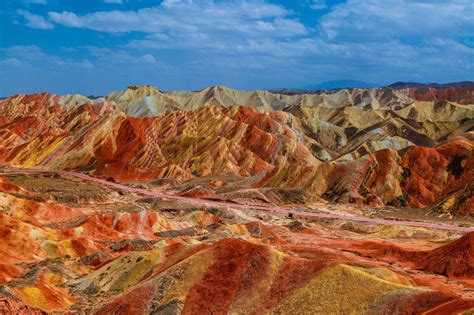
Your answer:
(4, 79), (474, 98)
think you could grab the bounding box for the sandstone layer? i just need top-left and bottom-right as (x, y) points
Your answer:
(0, 84), (473, 313)
(0, 87), (472, 210)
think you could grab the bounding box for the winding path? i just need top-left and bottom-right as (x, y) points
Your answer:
(2, 166), (473, 233)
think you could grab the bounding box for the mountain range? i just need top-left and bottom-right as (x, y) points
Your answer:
(0, 84), (472, 209)
(0, 82), (473, 313)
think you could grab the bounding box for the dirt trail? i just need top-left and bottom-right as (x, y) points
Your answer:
(2, 166), (473, 233)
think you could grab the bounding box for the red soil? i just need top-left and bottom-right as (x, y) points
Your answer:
(0, 181), (31, 194)
(256, 255), (328, 313)
(182, 238), (270, 314)
(94, 281), (157, 315)
(0, 297), (44, 315)
(408, 86), (474, 105)
(179, 187), (215, 199)
(401, 139), (473, 207)
(353, 232), (474, 280)
(375, 291), (461, 315)
(414, 232), (474, 278)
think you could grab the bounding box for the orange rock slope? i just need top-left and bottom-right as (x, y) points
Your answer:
(407, 86), (474, 105)
(0, 171), (473, 313)
(0, 89), (472, 210)
(0, 86), (473, 312)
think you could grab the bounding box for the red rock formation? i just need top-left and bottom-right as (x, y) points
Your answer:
(414, 232), (474, 278)
(0, 171), (472, 313)
(0, 297), (44, 315)
(401, 138), (474, 207)
(1, 87), (473, 313)
(354, 231), (474, 279)
(0, 91), (472, 210)
(408, 86), (474, 104)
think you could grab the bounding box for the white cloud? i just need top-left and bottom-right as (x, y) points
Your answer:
(104, 0), (123, 3)
(25, 0), (47, 4)
(48, 11), (82, 27)
(2, 45), (94, 70)
(161, 0), (183, 8)
(47, 1), (302, 36)
(75, 60), (94, 69)
(310, 0), (327, 10)
(0, 58), (27, 67)
(76, 46), (171, 69)
(17, 9), (54, 29)
(3, 0), (473, 93)
(47, 1), (309, 63)
(139, 54), (156, 64)
(54, 58), (94, 69)
(3, 45), (46, 60)
(319, 0), (474, 40)
(44, 0), (472, 84)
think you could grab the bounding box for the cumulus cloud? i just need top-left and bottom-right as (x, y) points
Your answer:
(0, 58), (27, 67)
(25, 0), (47, 4)
(40, 1), (474, 84)
(308, 0), (474, 81)
(47, 1), (302, 36)
(17, 10), (54, 29)
(319, 0), (474, 40)
(139, 54), (157, 64)
(74, 46), (171, 70)
(48, 11), (82, 27)
(2, 0), (473, 94)
(46, 0), (310, 65)
(2, 45), (94, 70)
(3, 45), (47, 60)
(54, 58), (94, 69)
(310, 0), (327, 10)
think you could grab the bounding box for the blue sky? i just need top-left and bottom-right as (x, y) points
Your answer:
(0, 0), (473, 95)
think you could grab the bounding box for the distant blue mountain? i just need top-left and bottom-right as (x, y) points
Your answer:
(302, 80), (380, 90)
